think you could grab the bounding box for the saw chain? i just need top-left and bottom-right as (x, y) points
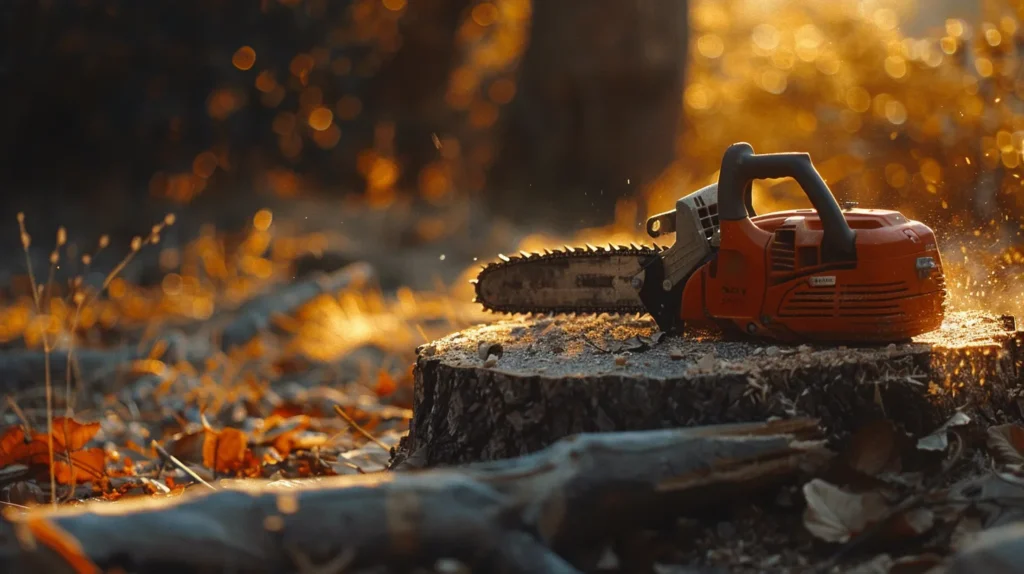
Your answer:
(472, 243), (666, 316)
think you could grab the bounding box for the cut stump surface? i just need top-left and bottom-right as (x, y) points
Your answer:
(399, 311), (1024, 467)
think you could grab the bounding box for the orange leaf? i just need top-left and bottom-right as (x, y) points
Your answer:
(48, 418), (101, 451)
(271, 401), (324, 418)
(0, 425), (34, 465)
(23, 515), (99, 574)
(0, 420), (106, 485)
(202, 427), (249, 473)
(262, 415), (310, 456)
(52, 449), (107, 484)
(375, 369), (397, 397)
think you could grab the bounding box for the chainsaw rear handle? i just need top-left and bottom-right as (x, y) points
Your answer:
(718, 142), (857, 262)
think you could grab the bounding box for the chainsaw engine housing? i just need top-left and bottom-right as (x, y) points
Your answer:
(679, 207), (947, 343)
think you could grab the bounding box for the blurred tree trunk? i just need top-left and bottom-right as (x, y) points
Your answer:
(488, 0), (689, 227)
(367, 0), (475, 192)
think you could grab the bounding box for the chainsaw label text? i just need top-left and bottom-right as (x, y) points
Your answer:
(808, 275), (836, 287)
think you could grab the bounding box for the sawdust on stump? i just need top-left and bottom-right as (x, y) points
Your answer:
(396, 311), (1024, 467)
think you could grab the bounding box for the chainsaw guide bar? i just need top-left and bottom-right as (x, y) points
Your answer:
(473, 244), (667, 316)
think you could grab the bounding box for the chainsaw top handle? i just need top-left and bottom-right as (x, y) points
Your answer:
(718, 142), (857, 263)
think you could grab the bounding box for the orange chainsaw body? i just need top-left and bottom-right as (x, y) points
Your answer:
(679, 208), (946, 343)
(475, 142), (948, 344)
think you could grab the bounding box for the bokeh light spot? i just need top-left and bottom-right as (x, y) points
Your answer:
(232, 46), (256, 71)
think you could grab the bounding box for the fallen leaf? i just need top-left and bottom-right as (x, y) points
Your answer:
(271, 401), (325, 419)
(24, 515), (99, 574)
(802, 479), (890, 543)
(950, 471), (1024, 529)
(374, 369), (397, 397)
(618, 333), (665, 353)
(202, 427), (249, 474)
(948, 521), (1024, 574)
(4, 480), (44, 506)
(845, 554), (893, 574)
(888, 507), (936, 540)
(695, 352), (717, 372)
(0, 426), (32, 465)
(845, 420), (902, 476)
(260, 415), (311, 456)
(951, 515), (984, 552)
(165, 429), (206, 464)
(53, 449), (107, 484)
(889, 553), (944, 574)
(0, 418), (106, 485)
(49, 418), (101, 452)
(987, 424), (1024, 465)
(917, 411), (971, 451)
(0, 464), (29, 482)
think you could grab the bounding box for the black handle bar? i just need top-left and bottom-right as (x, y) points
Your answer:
(717, 142), (856, 263)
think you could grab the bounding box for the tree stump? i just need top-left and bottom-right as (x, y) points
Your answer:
(399, 311), (1024, 467)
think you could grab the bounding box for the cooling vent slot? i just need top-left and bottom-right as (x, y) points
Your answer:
(798, 246), (818, 267)
(771, 227), (796, 271)
(693, 196), (719, 241)
(778, 281), (912, 318)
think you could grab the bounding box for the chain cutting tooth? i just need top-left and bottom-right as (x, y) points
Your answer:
(498, 254), (511, 262)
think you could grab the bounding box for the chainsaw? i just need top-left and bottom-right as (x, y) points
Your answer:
(473, 142), (947, 343)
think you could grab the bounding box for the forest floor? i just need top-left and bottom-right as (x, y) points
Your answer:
(0, 195), (1021, 573)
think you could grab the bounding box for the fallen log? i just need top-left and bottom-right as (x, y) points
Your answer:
(0, 419), (829, 574)
(213, 262), (375, 350)
(399, 311), (1024, 467)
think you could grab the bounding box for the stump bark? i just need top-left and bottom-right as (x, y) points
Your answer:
(400, 311), (1024, 467)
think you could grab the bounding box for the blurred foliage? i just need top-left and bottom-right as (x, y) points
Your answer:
(0, 0), (528, 212)
(656, 0), (1023, 230)
(4, 0), (1024, 243)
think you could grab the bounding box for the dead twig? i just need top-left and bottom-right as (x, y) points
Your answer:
(5, 397), (32, 436)
(151, 440), (217, 491)
(333, 404), (389, 452)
